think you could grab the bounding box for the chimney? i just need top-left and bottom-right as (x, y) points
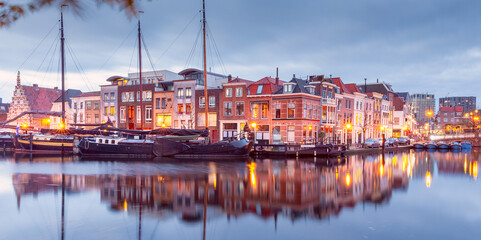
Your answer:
(33, 84), (39, 91)
(293, 74), (296, 79)
(275, 67), (279, 90)
(16, 71), (21, 86)
(228, 74), (232, 82)
(377, 78), (379, 83)
(54, 87), (59, 92)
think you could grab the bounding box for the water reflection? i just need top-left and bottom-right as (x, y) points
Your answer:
(3, 149), (480, 239)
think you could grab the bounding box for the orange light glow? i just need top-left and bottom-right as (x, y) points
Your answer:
(345, 123), (352, 130)
(473, 161), (478, 179)
(426, 110), (433, 117)
(426, 171), (432, 188)
(251, 122), (257, 129)
(379, 164), (384, 176)
(123, 199), (128, 211)
(380, 126), (385, 131)
(474, 116), (479, 122)
(59, 122), (65, 129)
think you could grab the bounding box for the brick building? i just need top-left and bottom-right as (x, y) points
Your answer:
(153, 81), (174, 128)
(7, 72), (61, 130)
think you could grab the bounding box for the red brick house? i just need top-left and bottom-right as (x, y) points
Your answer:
(218, 76), (253, 141)
(271, 77), (321, 144)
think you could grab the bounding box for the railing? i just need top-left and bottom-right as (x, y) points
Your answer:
(322, 98), (336, 105)
(429, 133), (475, 141)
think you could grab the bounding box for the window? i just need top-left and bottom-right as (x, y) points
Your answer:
(110, 107), (115, 116)
(73, 102), (77, 110)
(137, 91), (140, 101)
(199, 97), (205, 108)
(288, 103), (295, 118)
(79, 113), (83, 122)
(86, 114), (91, 123)
(208, 113), (217, 127)
(284, 84), (293, 93)
(122, 92), (127, 102)
(252, 103), (259, 118)
(261, 103), (268, 119)
(209, 96), (215, 108)
(94, 114), (100, 123)
(177, 88), (184, 99)
(145, 106), (152, 123)
(224, 102), (232, 116)
(104, 93), (109, 101)
(178, 104), (184, 114)
(309, 105), (313, 119)
(235, 88), (243, 97)
(275, 103), (281, 119)
(225, 88), (232, 97)
(104, 107), (108, 116)
(156, 113), (171, 127)
(287, 125), (295, 142)
(155, 98), (160, 109)
(303, 104), (307, 118)
(144, 91), (152, 101)
(186, 103), (192, 114)
(136, 106), (141, 123)
(94, 102), (99, 110)
(161, 98), (167, 109)
(129, 92), (134, 102)
(185, 88), (192, 98)
(120, 107), (126, 122)
(110, 92), (115, 101)
(235, 102), (244, 116)
(256, 85), (264, 94)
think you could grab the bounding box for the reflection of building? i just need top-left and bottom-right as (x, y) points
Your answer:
(15, 151), (469, 224)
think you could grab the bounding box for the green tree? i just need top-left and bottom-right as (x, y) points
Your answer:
(0, 0), (142, 27)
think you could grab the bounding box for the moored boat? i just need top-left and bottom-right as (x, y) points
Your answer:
(449, 141), (462, 150)
(77, 136), (154, 157)
(437, 141), (449, 149)
(413, 142), (425, 149)
(153, 138), (252, 158)
(0, 134), (14, 149)
(461, 141), (472, 149)
(251, 144), (346, 158)
(15, 134), (73, 152)
(425, 141), (437, 149)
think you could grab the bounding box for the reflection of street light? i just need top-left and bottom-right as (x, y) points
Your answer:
(425, 171), (432, 188)
(345, 173), (351, 187)
(161, 123), (166, 128)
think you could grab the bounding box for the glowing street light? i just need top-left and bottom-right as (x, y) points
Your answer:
(251, 122), (257, 144)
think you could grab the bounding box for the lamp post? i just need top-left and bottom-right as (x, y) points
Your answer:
(345, 123), (352, 149)
(380, 126), (385, 151)
(251, 122), (257, 144)
(426, 110), (433, 140)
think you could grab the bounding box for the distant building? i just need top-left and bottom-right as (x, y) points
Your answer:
(50, 89), (83, 129)
(436, 106), (464, 132)
(0, 98), (9, 122)
(410, 93), (435, 125)
(439, 96), (476, 114)
(7, 72), (61, 130)
(71, 92), (101, 129)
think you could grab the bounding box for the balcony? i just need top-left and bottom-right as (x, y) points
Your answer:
(322, 98), (336, 106)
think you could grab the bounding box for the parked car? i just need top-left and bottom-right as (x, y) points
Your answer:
(364, 139), (381, 148)
(398, 137), (410, 145)
(387, 138), (399, 147)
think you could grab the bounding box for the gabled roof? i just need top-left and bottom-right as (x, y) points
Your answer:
(331, 77), (351, 94)
(54, 89), (83, 108)
(273, 78), (318, 95)
(22, 85), (61, 113)
(396, 92), (410, 101)
(227, 77), (254, 87)
(74, 91), (100, 98)
(345, 84), (363, 93)
(358, 83), (394, 95)
(251, 77), (285, 95)
(439, 106), (464, 112)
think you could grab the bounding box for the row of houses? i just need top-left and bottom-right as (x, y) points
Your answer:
(6, 69), (415, 144)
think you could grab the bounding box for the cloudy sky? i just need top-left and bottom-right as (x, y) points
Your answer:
(1, 0), (481, 107)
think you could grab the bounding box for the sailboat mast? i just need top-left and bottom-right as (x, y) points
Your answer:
(202, 0), (208, 132)
(60, 5), (66, 128)
(138, 18), (143, 130)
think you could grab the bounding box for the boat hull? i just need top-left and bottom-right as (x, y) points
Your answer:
(413, 144), (425, 149)
(153, 138), (252, 158)
(425, 144), (436, 149)
(251, 144), (345, 158)
(437, 144), (449, 149)
(16, 138), (73, 152)
(77, 138), (153, 157)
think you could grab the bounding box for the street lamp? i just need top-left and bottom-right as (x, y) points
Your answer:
(251, 122), (257, 144)
(380, 126), (386, 150)
(345, 123), (352, 148)
(426, 110), (433, 140)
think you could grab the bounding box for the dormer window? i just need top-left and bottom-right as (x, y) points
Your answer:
(284, 84), (294, 93)
(306, 85), (315, 94)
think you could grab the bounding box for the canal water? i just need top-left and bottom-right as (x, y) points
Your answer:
(0, 150), (479, 240)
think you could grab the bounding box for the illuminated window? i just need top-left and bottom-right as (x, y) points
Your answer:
(177, 104), (184, 114)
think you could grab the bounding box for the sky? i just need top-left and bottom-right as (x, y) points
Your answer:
(1, 0), (481, 108)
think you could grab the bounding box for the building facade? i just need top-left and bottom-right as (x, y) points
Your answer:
(439, 96), (476, 114)
(411, 93), (435, 126)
